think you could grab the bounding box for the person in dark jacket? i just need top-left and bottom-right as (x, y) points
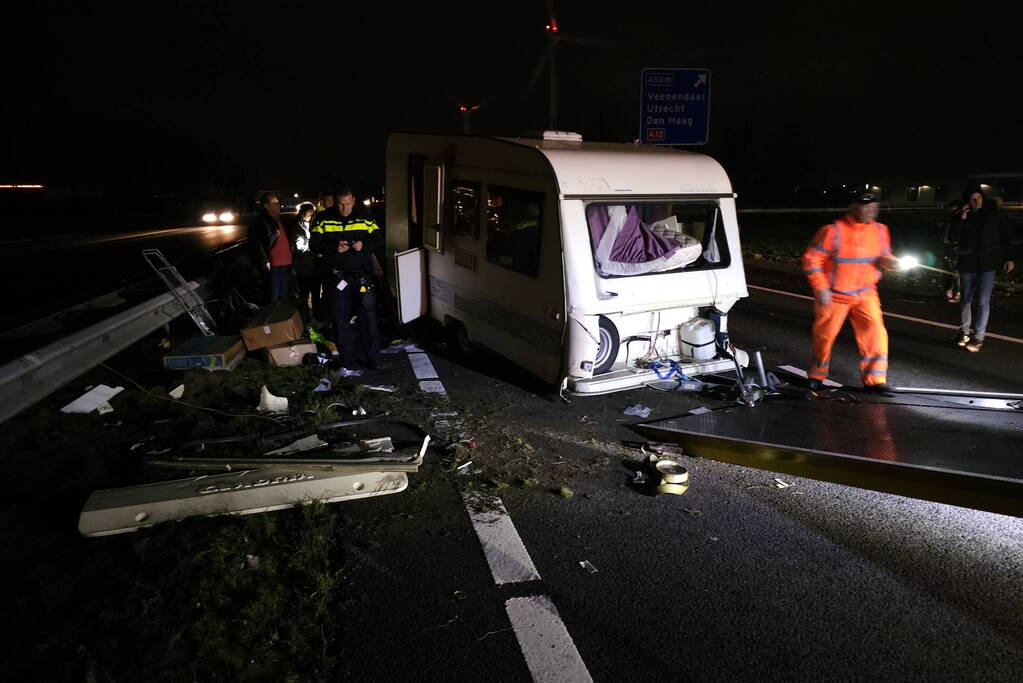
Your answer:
(291, 202), (319, 321)
(310, 187), (384, 368)
(247, 192), (292, 303)
(947, 185), (1015, 352)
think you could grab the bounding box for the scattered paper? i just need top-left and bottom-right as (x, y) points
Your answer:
(263, 434), (329, 456)
(96, 402), (115, 415)
(169, 384), (185, 399)
(623, 404), (652, 418)
(688, 406), (712, 415)
(313, 377), (332, 392)
(61, 385), (124, 414)
(338, 367), (363, 377)
(774, 478), (793, 489)
(256, 385), (289, 414)
(419, 380), (447, 394)
(361, 384), (398, 392)
(579, 560), (598, 574)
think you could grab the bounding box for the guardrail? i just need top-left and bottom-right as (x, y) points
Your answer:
(0, 281), (206, 425)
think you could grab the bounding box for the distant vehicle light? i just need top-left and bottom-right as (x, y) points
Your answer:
(899, 255), (919, 270)
(202, 213), (218, 223)
(219, 211), (235, 223)
(363, 199), (372, 206)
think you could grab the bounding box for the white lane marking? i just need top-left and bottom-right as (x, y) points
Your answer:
(505, 596), (593, 683)
(777, 365), (842, 387)
(418, 380), (447, 394)
(748, 284), (1023, 345)
(463, 494), (542, 584)
(410, 348), (592, 680)
(407, 352), (439, 379)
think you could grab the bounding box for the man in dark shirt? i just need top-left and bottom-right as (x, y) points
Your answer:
(247, 192), (292, 303)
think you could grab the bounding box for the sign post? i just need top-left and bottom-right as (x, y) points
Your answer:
(640, 68), (711, 145)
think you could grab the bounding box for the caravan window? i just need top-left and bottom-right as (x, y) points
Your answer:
(485, 185), (543, 277)
(584, 201), (730, 278)
(449, 180), (480, 238)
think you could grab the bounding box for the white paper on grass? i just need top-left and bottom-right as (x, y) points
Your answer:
(169, 384), (185, 399)
(61, 385), (124, 414)
(256, 385), (289, 413)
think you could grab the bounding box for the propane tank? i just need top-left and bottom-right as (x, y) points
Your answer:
(679, 317), (716, 360)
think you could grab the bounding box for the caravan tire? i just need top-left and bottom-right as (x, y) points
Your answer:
(446, 318), (473, 354)
(594, 316), (620, 375)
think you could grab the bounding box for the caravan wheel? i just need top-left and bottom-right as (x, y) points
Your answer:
(594, 316), (620, 375)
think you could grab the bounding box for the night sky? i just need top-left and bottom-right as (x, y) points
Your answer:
(4, 0), (1022, 200)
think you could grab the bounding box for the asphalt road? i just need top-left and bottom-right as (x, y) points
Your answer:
(331, 272), (1023, 681)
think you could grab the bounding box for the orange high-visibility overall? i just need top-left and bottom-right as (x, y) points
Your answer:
(802, 215), (893, 386)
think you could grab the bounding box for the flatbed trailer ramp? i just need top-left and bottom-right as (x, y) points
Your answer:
(635, 390), (1023, 518)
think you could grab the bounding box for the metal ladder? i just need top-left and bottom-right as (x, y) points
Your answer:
(142, 249), (216, 336)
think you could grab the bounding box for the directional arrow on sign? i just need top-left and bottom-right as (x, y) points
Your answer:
(695, 73), (708, 87)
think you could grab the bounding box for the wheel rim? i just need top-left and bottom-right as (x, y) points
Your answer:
(595, 327), (612, 367)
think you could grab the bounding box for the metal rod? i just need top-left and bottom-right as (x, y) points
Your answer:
(753, 351), (768, 387)
(893, 387), (1023, 400)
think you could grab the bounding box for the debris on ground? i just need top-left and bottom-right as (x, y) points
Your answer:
(80, 435), (432, 536)
(623, 404), (652, 419)
(361, 384), (398, 392)
(559, 486), (574, 498)
(256, 385), (289, 413)
(262, 434), (329, 456)
(579, 560), (598, 574)
(168, 384), (185, 399)
(61, 384), (124, 414)
(774, 477), (793, 489)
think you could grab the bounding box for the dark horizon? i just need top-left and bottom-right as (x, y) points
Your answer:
(3, 1), (1022, 207)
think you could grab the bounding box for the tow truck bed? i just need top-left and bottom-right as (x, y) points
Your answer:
(635, 389), (1023, 517)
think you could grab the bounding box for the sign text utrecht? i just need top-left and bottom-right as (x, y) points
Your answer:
(640, 68), (711, 145)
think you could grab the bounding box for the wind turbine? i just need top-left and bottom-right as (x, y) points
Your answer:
(523, 1), (614, 130)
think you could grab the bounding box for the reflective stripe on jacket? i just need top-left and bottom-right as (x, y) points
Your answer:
(802, 215), (892, 295)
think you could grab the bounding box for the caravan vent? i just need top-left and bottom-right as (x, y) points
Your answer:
(542, 130), (583, 142)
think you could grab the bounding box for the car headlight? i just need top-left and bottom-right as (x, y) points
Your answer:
(218, 211), (235, 223)
(202, 212), (217, 223)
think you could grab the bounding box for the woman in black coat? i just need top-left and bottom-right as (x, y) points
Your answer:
(947, 185), (1016, 352)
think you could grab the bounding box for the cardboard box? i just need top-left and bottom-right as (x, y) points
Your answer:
(163, 336), (245, 371)
(240, 303), (304, 351)
(265, 339), (318, 367)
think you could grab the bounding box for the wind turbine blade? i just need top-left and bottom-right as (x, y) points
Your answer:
(522, 52), (551, 96)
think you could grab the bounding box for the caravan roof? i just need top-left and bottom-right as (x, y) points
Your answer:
(497, 137), (733, 198)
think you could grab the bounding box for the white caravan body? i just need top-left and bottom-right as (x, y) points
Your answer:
(385, 132), (749, 395)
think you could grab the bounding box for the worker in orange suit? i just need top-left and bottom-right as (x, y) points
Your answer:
(802, 191), (898, 393)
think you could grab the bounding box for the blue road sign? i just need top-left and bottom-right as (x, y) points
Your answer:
(640, 68), (711, 145)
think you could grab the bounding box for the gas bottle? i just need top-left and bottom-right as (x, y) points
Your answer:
(680, 317), (716, 360)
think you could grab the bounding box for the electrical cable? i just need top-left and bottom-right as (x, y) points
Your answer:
(99, 362), (285, 424)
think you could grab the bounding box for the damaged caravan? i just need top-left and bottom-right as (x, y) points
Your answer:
(386, 132), (749, 395)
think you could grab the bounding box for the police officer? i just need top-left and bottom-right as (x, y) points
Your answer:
(310, 187), (384, 368)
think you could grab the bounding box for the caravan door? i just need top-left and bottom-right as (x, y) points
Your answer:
(395, 247), (427, 323)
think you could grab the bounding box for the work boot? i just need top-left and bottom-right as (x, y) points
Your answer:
(966, 338), (984, 353)
(863, 383), (893, 394)
(955, 332), (970, 347)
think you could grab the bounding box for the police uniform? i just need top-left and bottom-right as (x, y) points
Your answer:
(310, 207), (383, 366)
